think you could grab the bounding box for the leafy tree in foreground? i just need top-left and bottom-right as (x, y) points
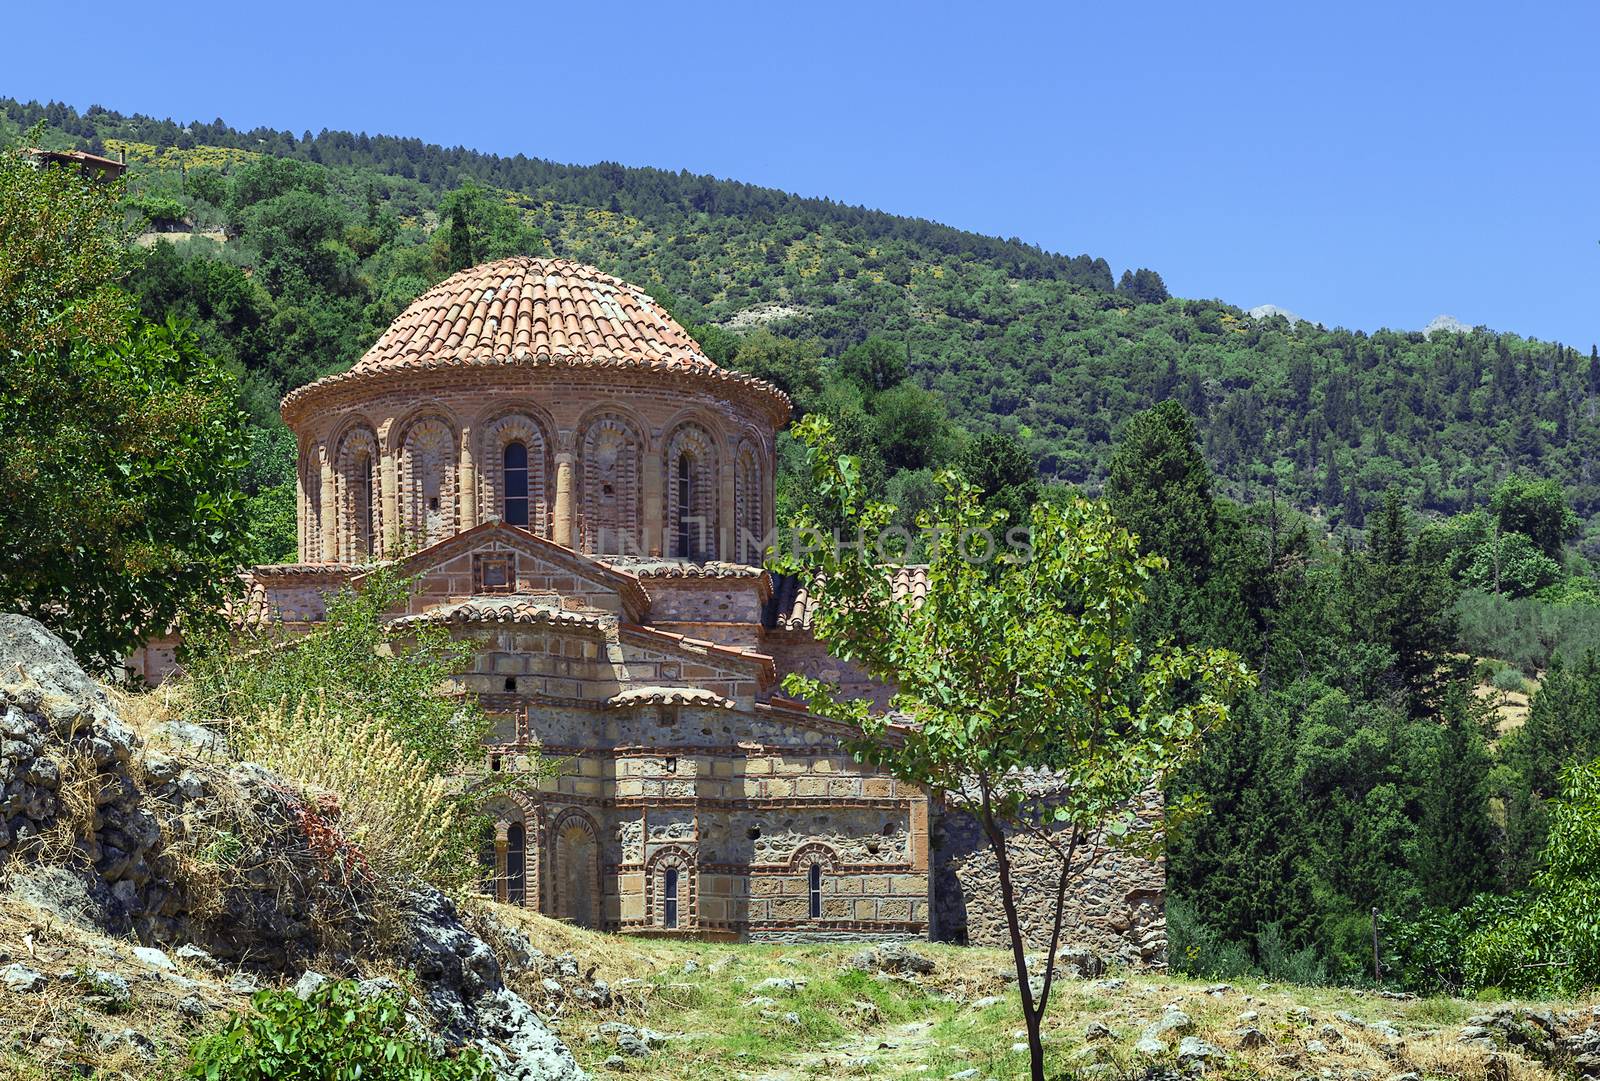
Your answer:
(774, 415), (1252, 1081)
(0, 136), (253, 672)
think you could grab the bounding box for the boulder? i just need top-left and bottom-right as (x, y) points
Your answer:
(849, 942), (935, 976)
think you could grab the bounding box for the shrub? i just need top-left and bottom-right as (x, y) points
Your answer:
(1167, 896), (1253, 978)
(1491, 666), (1530, 693)
(188, 980), (493, 1080)
(230, 702), (478, 901)
(1456, 589), (1600, 672)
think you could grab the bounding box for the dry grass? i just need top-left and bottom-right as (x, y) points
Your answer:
(228, 702), (470, 899)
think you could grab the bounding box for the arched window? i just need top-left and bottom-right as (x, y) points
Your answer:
(506, 822), (526, 905)
(665, 424), (717, 560)
(809, 863), (822, 919)
(675, 453), (694, 559)
(503, 441), (530, 526)
(663, 866), (680, 929)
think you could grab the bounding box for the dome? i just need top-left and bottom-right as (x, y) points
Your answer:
(354, 256), (712, 373)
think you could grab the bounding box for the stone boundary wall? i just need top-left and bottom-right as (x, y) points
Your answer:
(932, 782), (1167, 968)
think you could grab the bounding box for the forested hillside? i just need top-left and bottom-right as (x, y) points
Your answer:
(8, 96), (1600, 558)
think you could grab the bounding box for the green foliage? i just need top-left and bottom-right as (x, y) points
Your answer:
(1460, 761), (1600, 996)
(1490, 665), (1530, 693)
(1491, 473), (1579, 560)
(956, 433), (1040, 526)
(187, 980), (493, 1081)
(1463, 531), (1563, 597)
(1105, 402), (1215, 572)
(182, 566), (487, 772)
(0, 134), (253, 672)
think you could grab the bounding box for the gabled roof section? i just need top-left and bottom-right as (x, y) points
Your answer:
(354, 521), (650, 622)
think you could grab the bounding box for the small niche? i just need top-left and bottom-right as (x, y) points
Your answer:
(665, 756), (677, 774)
(746, 825), (762, 840)
(504, 677), (517, 692)
(490, 754), (503, 772)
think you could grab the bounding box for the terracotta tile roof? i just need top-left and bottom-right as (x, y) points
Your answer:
(770, 565), (930, 631)
(619, 559), (767, 580)
(391, 597), (610, 631)
(248, 563), (354, 578)
(604, 687), (735, 710)
(359, 257), (708, 371)
(280, 257), (790, 424)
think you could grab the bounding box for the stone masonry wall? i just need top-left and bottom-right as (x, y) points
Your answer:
(932, 785), (1167, 968)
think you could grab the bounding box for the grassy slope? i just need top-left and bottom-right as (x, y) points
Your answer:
(488, 906), (1569, 1081)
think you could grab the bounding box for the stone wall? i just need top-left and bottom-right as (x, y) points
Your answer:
(931, 784), (1167, 968)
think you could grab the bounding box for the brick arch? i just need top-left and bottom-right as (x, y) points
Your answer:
(478, 796), (535, 905)
(734, 437), (766, 565)
(791, 842), (838, 922)
(644, 844), (697, 930)
(576, 411), (644, 556)
(547, 807), (602, 929)
(396, 412), (459, 548)
(788, 842), (839, 872)
(333, 423), (381, 562)
(664, 421), (719, 560)
(300, 442), (323, 561)
(478, 410), (553, 536)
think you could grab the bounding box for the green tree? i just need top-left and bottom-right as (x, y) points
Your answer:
(957, 432), (1040, 525)
(1105, 402), (1215, 573)
(775, 415), (1252, 1081)
(1463, 760), (1600, 996)
(1349, 490), (1459, 713)
(0, 138), (252, 672)
(1412, 685), (1497, 909)
(1490, 473), (1579, 560)
(839, 335), (909, 393)
(446, 203), (474, 272)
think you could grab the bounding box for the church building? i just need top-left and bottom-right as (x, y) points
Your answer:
(133, 257), (1165, 956)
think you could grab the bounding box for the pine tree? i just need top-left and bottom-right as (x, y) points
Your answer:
(1322, 448), (1343, 507)
(1342, 475), (1364, 528)
(1412, 685), (1497, 907)
(446, 204), (474, 272)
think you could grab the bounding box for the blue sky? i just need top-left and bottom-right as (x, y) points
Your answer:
(9, 1), (1598, 346)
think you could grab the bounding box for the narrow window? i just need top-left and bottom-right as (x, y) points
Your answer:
(503, 441), (530, 527)
(663, 867), (679, 929)
(809, 864), (822, 919)
(506, 823), (526, 905)
(665, 755), (677, 774)
(358, 457), (376, 556)
(675, 453), (693, 558)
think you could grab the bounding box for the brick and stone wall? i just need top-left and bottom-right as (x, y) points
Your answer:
(932, 784), (1167, 967)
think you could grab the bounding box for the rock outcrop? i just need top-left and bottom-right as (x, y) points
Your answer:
(0, 613), (584, 1080)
